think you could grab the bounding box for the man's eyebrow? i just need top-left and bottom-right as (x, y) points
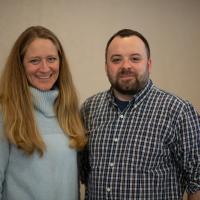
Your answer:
(110, 54), (122, 58)
(130, 53), (141, 56)
(110, 53), (142, 58)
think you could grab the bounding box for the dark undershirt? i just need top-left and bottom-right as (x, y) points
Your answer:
(114, 97), (130, 112)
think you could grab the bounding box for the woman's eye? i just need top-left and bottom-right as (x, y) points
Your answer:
(47, 57), (57, 63)
(30, 59), (41, 65)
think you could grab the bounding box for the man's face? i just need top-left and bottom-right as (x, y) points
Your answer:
(106, 36), (151, 100)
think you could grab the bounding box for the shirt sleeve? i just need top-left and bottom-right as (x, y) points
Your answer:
(175, 102), (200, 194)
(0, 118), (10, 199)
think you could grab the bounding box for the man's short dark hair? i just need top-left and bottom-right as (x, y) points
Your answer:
(105, 29), (150, 62)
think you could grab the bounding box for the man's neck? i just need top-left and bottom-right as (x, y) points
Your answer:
(113, 89), (134, 101)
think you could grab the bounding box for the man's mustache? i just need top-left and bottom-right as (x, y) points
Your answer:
(118, 68), (136, 76)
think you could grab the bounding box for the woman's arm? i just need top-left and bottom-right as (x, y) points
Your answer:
(0, 121), (10, 199)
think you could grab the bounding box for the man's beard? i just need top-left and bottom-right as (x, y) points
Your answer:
(108, 68), (149, 95)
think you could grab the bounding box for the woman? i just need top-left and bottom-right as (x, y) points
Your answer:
(0, 26), (87, 200)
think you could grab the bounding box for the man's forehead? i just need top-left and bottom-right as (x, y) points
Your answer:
(108, 36), (146, 54)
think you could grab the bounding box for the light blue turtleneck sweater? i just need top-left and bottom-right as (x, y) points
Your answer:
(0, 87), (78, 200)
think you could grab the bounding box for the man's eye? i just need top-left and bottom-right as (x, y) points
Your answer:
(111, 58), (121, 63)
(130, 57), (140, 62)
(30, 59), (41, 65)
(47, 57), (57, 63)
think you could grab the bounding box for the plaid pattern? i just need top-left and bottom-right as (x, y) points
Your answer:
(80, 80), (200, 200)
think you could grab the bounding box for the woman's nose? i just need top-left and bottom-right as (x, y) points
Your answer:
(40, 59), (49, 71)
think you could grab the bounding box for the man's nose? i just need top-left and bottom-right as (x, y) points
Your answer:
(122, 58), (131, 69)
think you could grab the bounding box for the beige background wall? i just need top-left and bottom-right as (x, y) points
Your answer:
(0, 0), (200, 111)
(0, 0), (199, 199)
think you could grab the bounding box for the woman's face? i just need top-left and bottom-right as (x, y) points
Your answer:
(23, 38), (60, 91)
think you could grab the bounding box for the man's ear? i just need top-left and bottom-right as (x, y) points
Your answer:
(105, 63), (108, 74)
(147, 58), (152, 73)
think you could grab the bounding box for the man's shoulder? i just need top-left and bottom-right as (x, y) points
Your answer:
(81, 90), (110, 116)
(151, 85), (199, 115)
(82, 90), (109, 106)
(152, 85), (188, 104)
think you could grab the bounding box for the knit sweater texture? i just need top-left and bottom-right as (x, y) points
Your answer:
(0, 87), (78, 200)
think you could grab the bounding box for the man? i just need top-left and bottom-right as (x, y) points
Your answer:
(79, 29), (200, 199)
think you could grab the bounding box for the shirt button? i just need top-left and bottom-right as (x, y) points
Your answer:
(109, 162), (114, 167)
(119, 114), (124, 119)
(106, 187), (111, 192)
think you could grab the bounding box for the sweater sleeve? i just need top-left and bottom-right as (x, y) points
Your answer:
(0, 117), (10, 199)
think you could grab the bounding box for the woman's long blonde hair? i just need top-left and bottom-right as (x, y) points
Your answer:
(0, 26), (87, 156)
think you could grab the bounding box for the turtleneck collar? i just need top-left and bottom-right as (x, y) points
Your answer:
(30, 87), (59, 117)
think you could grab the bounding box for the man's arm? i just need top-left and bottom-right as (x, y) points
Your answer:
(178, 103), (200, 200)
(188, 190), (200, 200)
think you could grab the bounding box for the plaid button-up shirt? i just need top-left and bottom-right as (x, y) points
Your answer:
(80, 80), (200, 200)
